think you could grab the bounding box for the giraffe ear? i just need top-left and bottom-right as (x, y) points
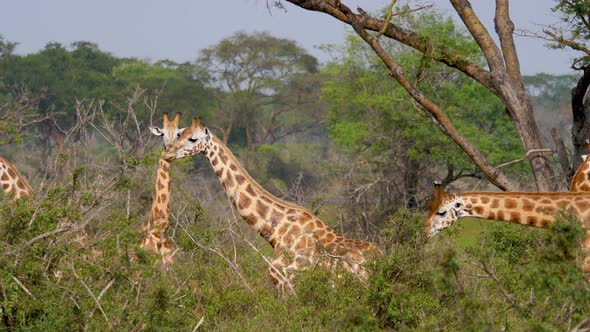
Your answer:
(204, 127), (211, 143)
(149, 126), (164, 136)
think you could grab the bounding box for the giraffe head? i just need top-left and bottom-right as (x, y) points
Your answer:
(424, 181), (468, 237)
(149, 112), (184, 150)
(163, 117), (212, 161)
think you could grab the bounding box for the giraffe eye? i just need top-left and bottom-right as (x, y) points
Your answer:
(455, 202), (462, 208)
(436, 210), (447, 217)
(188, 137), (198, 143)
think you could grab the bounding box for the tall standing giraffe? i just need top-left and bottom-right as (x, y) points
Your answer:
(163, 118), (381, 292)
(142, 113), (183, 265)
(425, 181), (590, 271)
(0, 156), (33, 199)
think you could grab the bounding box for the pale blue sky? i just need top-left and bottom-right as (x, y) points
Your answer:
(0, 0), (577, 75)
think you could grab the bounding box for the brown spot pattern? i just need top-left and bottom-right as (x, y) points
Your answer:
(269, 210), (284, 227)
(243, 214), (258, 226)
(303, 222), (314, 233)
(256, 200), (270, 219)
(473, 206), (484, 215)
(505, 199), (517, 209)
(527, 216), (536, 226)
(245, 184), (256, 196)
(238, 193), (252, 209)
(235, 174), (245, 185)
(219, 149), (229, 164)
(522, 199), (534, 212)
(509, 212), (521, 223)
(224, 173), (234, 189)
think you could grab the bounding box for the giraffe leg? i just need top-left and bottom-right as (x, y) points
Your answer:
(269, 253), (294, 294)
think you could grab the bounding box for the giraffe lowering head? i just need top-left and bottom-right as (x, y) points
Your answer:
(149, 112), (184, 150)
(425, 181), (466, 237)
(164, 117), (211, 160)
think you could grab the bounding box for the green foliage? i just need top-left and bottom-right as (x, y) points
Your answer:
(196, 31), (323, 150)
(548, 0), (590, 67)
(1, 188), (590, 331)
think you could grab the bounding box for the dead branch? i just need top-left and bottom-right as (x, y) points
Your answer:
(496, 149), (554, 169)
(463, 258), (516, 307)
(11, 276), (36, 300)
(176, 219), (254, 293)
(71, 263), (112, 329)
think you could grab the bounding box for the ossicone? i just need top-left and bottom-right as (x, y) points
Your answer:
(172, 112), (181, 125)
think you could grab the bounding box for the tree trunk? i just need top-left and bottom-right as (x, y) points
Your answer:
(498, 87), (556, 191)
(551, 127), (571, 189)
(402, 153), (419, 209)
(571, 66), (590, 177)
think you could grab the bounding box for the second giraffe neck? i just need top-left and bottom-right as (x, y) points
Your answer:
(571, 158), (590, 191)
(459, 192), (590, 228)
(151, 158), (172, 220)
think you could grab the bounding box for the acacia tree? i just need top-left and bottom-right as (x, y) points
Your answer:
(540, 0), (590, 176)
(195, 31), (319, 148)
(282, 0), (557, 191)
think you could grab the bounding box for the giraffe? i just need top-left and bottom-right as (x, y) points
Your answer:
(425, 181), (590, 271)
(0, 156), (33, 199)
(163, 118), (381, 292)
(149, 112), (184, 151)
(570, 139), (590, 192)
(0, 155), (94, 253)
(142, 112), (183, 266)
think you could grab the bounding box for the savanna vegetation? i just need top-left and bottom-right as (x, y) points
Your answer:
(1, 1), (590, 330)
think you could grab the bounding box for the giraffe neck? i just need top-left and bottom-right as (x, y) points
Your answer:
(0, 156), (33, 199)
(571, 158), (590, 192)
(150, 158), (171, 221)
(205, 135), (336, 248)
(142, 156), (174, 260)
(459, 192), (590, 228)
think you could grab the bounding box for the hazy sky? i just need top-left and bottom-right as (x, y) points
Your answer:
(0, 0), (578, 75)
